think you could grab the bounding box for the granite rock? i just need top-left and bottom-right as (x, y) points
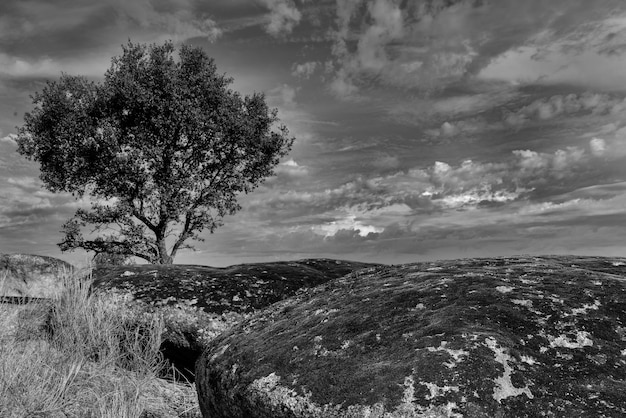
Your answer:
(92, 259), (378, 381)
(196, 256), (626, 418)
(0, 253), (74, 299)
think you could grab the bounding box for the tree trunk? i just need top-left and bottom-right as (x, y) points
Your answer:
(156, 237), (173, 264)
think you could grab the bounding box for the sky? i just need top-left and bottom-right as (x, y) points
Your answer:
(2, 0), (626, 267)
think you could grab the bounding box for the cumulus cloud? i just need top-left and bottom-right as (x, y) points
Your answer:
(258, 0), (302, 36)
(275, 159), (309, 178)
(291, 61), (319, 78)
(589, 138), (607, 156)
(312, 214), (383, 237)
(0, 134), (17, 144)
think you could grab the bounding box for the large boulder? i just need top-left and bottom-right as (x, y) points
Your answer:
(0, 254), (74, 299)
(196, 256), (626, 417)
(91, 259), (378, 382)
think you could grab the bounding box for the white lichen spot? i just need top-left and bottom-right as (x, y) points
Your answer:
(521, 355), (538, 365)
(250, 373), (322, 414)
(341, 340), (352, 349)
(556, 352), (574, 360)
(496, 286), (514, 293)
(539, 346), (548, 354)
(592, 280), (603, 286)
(121, 271), (136, 277)
(426, 341), (469, 368)
(314, 308), (339, 316)
(376, 333), (381, 342)
(420, 381), (460, 400)
(570, 300), (601, 316)
(621, 349), (626, 356)
(548, 295), (563, 304)
(512, 299), (533, 308)
(413, 303), (426, 310)
(548, 331), (594, 349)
(612, 261), (625, 266)
(401, 375), (416, 404)
(232, 294), (242, 302)
(312, 336), (329, 356)
(484, 337), (534, 403)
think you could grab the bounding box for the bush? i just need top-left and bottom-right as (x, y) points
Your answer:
(93, 251), (132, 267)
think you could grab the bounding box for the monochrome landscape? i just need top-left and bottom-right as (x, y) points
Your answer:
(2, 1), (626, 417)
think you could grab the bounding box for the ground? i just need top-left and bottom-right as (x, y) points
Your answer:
(91, 259), (378, 381)
(196, 256), (626, 418)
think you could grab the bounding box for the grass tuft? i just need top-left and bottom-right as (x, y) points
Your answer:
(0, 265), (201, 417)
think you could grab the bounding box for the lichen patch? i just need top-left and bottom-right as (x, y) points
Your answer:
(547, 331), (594, 349)
(570, 300), (601, 315)
(485, 337), (534, 403)
(496, 286), (514, 293)
(426, 341), (469, 369)
(419, 381), (460, 401)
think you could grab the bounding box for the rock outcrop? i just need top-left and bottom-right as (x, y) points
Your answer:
(196, 256), (626, 417)
(92, 259), (377, 381)
(0, 254), (74, 299)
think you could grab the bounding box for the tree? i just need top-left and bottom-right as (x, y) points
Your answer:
(92, 251), (132, 267)
(17, 41), (294, 264)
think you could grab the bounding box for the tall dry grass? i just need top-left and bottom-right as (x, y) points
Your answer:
(0, 266), (200, 417)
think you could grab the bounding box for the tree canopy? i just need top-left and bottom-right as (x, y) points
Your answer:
(17, 41), (294, 264)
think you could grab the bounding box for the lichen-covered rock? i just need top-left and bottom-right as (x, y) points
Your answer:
(196, 256), (626, 417)
(92, 259), (377, 381)
(0, 253), (74, 298)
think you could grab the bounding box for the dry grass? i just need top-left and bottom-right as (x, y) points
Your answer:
(0, 267), (201, 418)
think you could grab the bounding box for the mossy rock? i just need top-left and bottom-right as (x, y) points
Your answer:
(196, 256), (626, 417)
(0, 253), (75, 298)
(92, 259), (378, 382)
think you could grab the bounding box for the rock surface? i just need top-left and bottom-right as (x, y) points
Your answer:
(0, 254), (74, 298)
(92, 259), (377, 381)
(196, 256), (626, 417)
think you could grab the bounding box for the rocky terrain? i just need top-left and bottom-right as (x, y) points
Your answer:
(90, 259), (378, 381)
(196, 255), (626, 417)
(0, 253), (75, 299)
(0, 253), (377, 417)
(91, 259), (375, 314)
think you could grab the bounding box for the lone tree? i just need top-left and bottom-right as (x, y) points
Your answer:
(17, 41), (294, 264)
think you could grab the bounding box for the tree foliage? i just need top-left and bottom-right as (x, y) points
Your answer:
(17, 41), (294, 264)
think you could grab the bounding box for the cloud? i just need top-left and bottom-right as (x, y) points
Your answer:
(589, 138), (607, 157)
(503, 92), (626, 127)
(292, 61), (319, 78)
(275, 159), (309, 178)
(0, 52), (110, 78)
(109, 0), (223, 43)
(478, 12), (626, 89)
(312, 214), (383, 237)
(0, 134), (17, 144)
(326, 0), (626, 97)
(258, 0), (302, 36)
